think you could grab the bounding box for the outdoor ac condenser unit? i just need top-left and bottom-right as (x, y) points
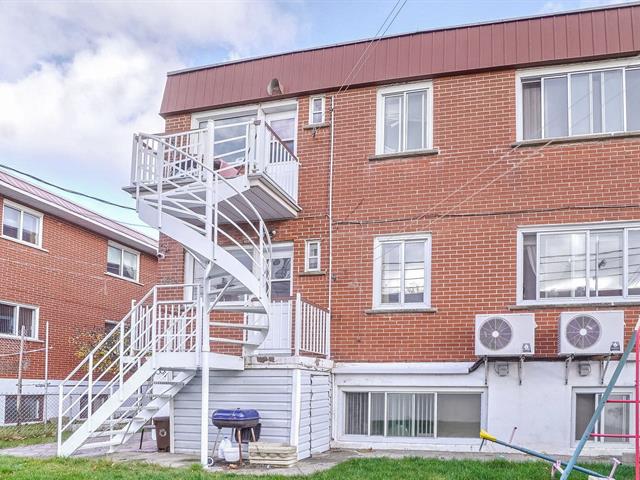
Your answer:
(475, 314), (536, 357)
(558, 311), (624, 356)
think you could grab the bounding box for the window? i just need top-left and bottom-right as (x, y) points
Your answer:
(184, 243), (293, 300)
(0, 302), (37, 339)
(574, 391), (631, 444)
(376, 82), (432, 155)
(304, 239), (321, 272)
(2, 201), (42, 247)
(373, 234), (431, 309)
(107, 243), (139, 282)
(520, 65), (640, 140)
(4, 395), (43, 424)
(519, 224), (640, 304)
(344, 391), (482, 439)
(79, 394), (108, 420)
(309, 96), (325, 124)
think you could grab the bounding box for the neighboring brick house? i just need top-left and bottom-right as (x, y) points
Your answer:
(146, 3), (640, 457)
(0, 170), (157, 424)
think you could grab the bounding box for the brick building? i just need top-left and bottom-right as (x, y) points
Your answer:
(0, 170), (157, 424)
(59, 3), (640, 461)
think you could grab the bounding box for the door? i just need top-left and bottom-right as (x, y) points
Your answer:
(309, 374), (331, 454)
(264, 110), (298, 199)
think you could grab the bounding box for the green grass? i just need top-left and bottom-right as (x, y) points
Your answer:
(0, 423), (62, 449)
(0, 455), (635, 479)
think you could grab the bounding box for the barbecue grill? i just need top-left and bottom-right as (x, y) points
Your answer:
(207, 409), (261, 466)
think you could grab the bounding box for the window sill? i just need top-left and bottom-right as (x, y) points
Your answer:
(512, 130), (640, 148)
(299, 270), (326, 277)
(303, 122), (330, 130)
(104, 272), (143, 286)
(368, 148), (439, 162)
(365, 307), (438, 314)
(509, 301), (640, 310)
(0, 333), (42, 343)
(1, 235), (47, 252)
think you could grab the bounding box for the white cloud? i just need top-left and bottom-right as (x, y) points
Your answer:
(0, 1), (301, 232)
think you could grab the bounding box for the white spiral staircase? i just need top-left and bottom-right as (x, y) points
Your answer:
(57, 122), (276, 456)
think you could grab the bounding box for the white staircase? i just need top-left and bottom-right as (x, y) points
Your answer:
(58, 123), (277, 457)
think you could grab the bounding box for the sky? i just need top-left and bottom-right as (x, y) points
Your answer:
(0, 0), (623, 238)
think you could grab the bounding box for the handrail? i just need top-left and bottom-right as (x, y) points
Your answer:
(264, 122), (299, 161)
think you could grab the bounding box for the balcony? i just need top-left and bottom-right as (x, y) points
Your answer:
(129, 118), (300, 222)
(246, 293), (330, 358)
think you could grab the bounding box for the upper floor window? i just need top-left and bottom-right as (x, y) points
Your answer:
(309, 96), (325, 124)
(305, 239), (321, 272)
(0, 301), (38, 339)
(519, 64), (640, 140)
(376, 82), (433, 155)
(2, 200), (42, 247)
(107, 242), (139, 282)
(518, 223), (640, 304)
(373, 234), (431, 310)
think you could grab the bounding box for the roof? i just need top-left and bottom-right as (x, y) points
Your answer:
(0, 170), (157, 254)
(160, 2), (640, 116)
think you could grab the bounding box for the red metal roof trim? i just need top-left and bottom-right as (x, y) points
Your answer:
(161, 4), (640, 116)
(0, 170), (156, 249)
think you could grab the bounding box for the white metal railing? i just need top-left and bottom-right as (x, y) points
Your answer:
(249, 293), (330, 357)
(264, 122), (299, 201)
(57, 284), (200, 450)
(131, 124), (272, 305)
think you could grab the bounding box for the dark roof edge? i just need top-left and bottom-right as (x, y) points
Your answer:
(166, 1), (640, 77)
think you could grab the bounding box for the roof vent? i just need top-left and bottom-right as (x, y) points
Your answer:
(267, 78), (283, 96)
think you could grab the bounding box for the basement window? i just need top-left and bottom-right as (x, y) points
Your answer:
(519, 63), (640, 140)
(0, 301), (37, 339)
(107, 242), (139, 282)
(344, 391), (482, 438)
(518, 223), (640, 305)
(4, 395), (43, 424)
(2, 200), (42, 247)
(376, 81), (433, 155)
(574, 391), (631, 444)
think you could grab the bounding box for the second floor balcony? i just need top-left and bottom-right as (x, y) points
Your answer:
(129, 115), (301, 222)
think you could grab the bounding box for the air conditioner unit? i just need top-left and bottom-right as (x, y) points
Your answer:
(475, 314), (536, 357)
(558, 311), (624, 356)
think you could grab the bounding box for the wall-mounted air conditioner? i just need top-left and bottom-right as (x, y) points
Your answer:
(558, 311), (624, 356)
(475, 314), (536, 357)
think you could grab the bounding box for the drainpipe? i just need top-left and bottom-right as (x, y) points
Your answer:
(328, 96), (335, 334)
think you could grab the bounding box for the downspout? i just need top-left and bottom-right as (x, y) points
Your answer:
(328, 96), (335, 318)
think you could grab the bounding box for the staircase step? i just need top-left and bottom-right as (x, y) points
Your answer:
(210, 305), (266, 314)
(89, 428), (129, 438)
(210, 337), (261, 346)
(211, 322), (268, 331)
(151, 381), (186, 386)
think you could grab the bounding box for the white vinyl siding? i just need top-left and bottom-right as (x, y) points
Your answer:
(519, 63), (640, 140)
(373, 234), (431, 310)
(0, 301), (38, 339)
(2, 200), (43, 247)
(344, 391), (481, 439)
(376, 82), (433, 155)
(518, 223), (640, 305)
(106, 242), (140, 282)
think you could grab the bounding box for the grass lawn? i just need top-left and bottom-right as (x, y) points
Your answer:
(0, 423), (61, 449)
(0, 455), (634, 479)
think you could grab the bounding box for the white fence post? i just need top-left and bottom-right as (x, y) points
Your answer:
(294, 293), (302, 356)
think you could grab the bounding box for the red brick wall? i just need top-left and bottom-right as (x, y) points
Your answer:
(159, 67), (640, 363)
(0, 197), (158, 379)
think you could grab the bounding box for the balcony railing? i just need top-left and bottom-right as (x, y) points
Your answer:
(246, 293), (330, 358)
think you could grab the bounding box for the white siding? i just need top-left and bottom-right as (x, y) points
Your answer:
(172, 369), (293, 454)
(298, 371), (331, 459)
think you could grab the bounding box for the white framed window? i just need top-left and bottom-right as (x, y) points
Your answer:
(376, 81), (433, 155)
(304, 239), (321, 272)
(517, 222), (640, 305)
(184, 242), (293, 300)
(373, 234), (431, 310)
(2, 200), (43, 248)
(517, 59), (640, 140)
(4, 395), (43, 424)
(0, 301), (38, 339)
(106, 242), (140, 282)
(343, 390), (482, 439)
(309, 96), (325, 124)
(573, 389), (633, 445)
